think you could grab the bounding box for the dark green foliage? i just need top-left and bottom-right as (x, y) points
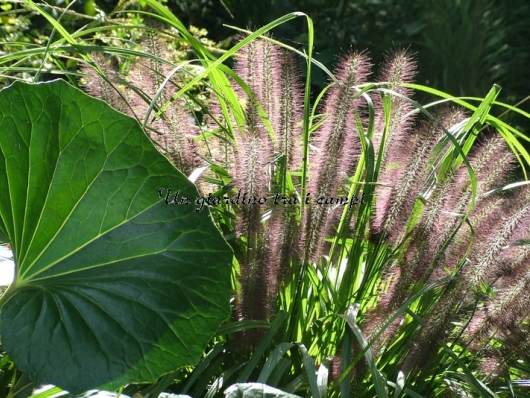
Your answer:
(182, 0), (530, 138)
(0, 79), (232, 393)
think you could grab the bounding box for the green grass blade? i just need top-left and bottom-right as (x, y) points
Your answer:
(343, 304), (389, 398)
(257, 342), (294, 384)
(216, 320), (271, 336)
(237, 310), (289, 383)
(181, 346), (225, 395)
(296, 343), (322, 398)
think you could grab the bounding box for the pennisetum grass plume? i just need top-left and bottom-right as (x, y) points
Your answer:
(64, 11), (530, 392)
(302, 52), (371, 263)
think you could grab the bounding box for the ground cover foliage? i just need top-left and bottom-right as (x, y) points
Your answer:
(1, 1), (530, 396)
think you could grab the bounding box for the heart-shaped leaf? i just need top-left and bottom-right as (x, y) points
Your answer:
(0, 80), (232, 393)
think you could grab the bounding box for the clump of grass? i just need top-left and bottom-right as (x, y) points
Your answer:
(3, 2), (530, 396)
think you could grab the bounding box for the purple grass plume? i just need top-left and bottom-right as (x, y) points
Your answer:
(302, 52), (371, 263)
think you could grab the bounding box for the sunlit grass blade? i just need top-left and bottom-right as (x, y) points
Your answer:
(343, 304), (388, 397)
(404, 82), (530, 176)
(296, 343), (322, 398)
(27, 385), (67, 398)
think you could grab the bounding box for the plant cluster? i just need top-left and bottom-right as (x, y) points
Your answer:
(82, 23), (530, 398)
(1, 1), (530, 397)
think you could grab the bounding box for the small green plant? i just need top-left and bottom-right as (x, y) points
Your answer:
(1, 1), (530, 396)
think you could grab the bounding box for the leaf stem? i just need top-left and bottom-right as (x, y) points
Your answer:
(0, 283), (17, 310)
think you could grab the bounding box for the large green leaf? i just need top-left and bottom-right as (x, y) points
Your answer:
(0, 80), (232, 393)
